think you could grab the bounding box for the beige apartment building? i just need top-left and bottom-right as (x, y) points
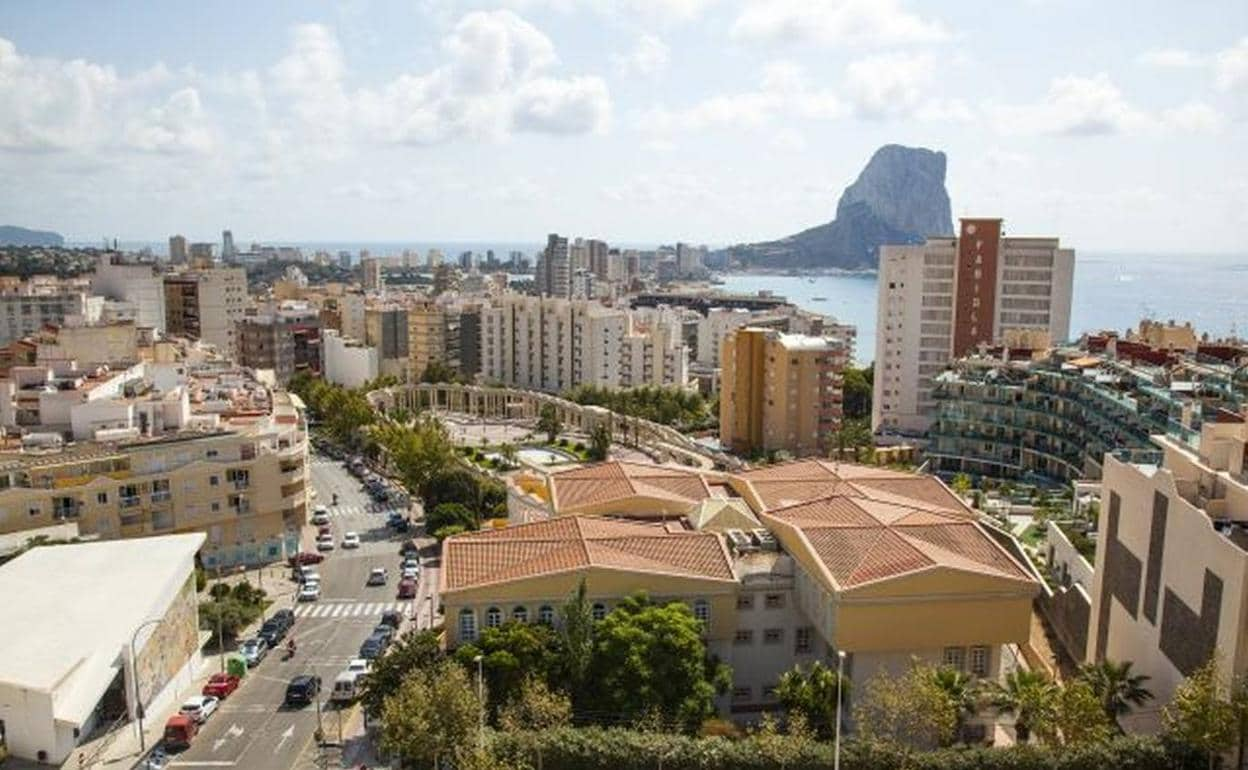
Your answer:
(407, 299), (459, 378)
(1088, 413), (1248, 732)
(719, 327), (847, 458)
(0, 360), (309, 569)
(873, 218), (1075, 435)
(164, 267), (248, 359)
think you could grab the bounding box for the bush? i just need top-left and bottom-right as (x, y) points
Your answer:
(574, 442), (586, 452)
(490, 729), (1199, 770)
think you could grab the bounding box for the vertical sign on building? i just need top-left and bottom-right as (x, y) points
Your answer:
(952, 218), (1001, 358)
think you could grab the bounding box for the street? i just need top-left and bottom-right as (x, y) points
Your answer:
(166, 452), (438, 770)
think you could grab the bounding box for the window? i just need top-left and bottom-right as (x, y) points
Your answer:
(795, 627), (812, 654)
(733, 630), (753, 646)
(486, 607), (502, 628)
(97, 492), (108, 504)
(459, 609), (477, 642)
(591, 603), (607, 622)
(763, 628), (784, 645)
(209, 475), (219, 486)
(692, 599), (710, 625)
(206, 449), (219, 459)
(538, 605), (554, 625)
(512, 606), (529, 623)
(943, 646), (967, 671)
(764, 593), (785, 609)
(969, 645), (990, 677)
(731, 687), (752, 703)
(736, 594), (754, 610)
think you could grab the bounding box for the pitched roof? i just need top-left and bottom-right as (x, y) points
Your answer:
(749, 460), (1033, 591)
(547, 461), (714, 514)
(442, 516), (736, 592)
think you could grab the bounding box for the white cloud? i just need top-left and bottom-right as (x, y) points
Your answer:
(731, 0), (947, 48)
(513, 75), (612, 133)
(844, 52), (932, 118)
(123, 87), (215, 154)
(1138, 48), (1205, 68)
(601, 170), (718, 205)
(991, 73), (1148, 136)
(1160, 101), (1225, 133)
(0, 37), (121, 151)
(1215, 36), (1248, 92)
(613, 34), (670, 77)
(444, 10), (557, 93)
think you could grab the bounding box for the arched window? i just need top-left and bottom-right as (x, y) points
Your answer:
(486, 606), (503, 628)
(692, 599), (710, 625)
(459, 609), (477, 643)
(512, 606), (529, 623)
(591, 602), (608, 622)
(538, 605), (555, 625)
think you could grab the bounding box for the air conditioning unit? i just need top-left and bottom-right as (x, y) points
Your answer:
(751, 528), (779, 551)
(725, 529), (755, 553)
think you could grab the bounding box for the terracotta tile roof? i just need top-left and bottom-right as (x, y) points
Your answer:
(548, 461), (713, 514)
(751, 459), (1033, 590)
(442, 515), (735, 592)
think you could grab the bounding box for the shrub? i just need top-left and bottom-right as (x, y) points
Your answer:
(574, 442), (586, 452)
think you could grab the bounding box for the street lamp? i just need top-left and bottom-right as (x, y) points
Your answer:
(473, 655), (485, 753)
(834, 649), (847, 770)
(129, 617), (165, 754)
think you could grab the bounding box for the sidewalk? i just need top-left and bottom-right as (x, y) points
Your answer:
(294, 705), (391, 770)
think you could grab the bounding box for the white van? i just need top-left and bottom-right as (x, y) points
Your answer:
(331, 671), (360, 703)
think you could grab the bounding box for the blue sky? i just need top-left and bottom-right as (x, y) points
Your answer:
(0, 0), (1245, 252)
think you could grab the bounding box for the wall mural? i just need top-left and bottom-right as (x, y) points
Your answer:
(135, 575), (199, 706)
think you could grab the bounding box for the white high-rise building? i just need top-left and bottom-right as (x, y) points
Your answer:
(480, 295), (689, 393)
(91, 254), (167, 333)
(872, 218), (1075, 435)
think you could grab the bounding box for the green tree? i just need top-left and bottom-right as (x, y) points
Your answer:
(428, 502), (479, 539)
(454, 621), (561, 713)
(422, 359), (460, 384)
(831, 417), (873, 462)
(841, 364), (873, 420)
(775, 661), (849, 739)
(498, 442), (518, 468)
(498, 676), (572, 770)
(360, 629), (443, 718)
(855, 662), (958, 751)
(588, 423), (611, 461)
(378, 660), (481, 769)
(557, 580), (594, 705)
(951, 473), (973, 497)
(929, 666), (979, 744)
(750, 712), (813, 770)
(537, 404), (562, 443)
(420, 466), (484, 512)
(1077, 659), (1154, 722)
(1053, 679), (1114, 746)
(1164, 658), (1237, 770)
(983, 668), (1059, 744)
(587, 593), (730, 730)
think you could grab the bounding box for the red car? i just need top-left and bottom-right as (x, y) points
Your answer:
(288, 552), (325, 567)
(397, 578), (417, 599)
(202, 673), (240, 699)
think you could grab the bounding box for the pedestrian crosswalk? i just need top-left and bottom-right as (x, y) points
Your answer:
(295, 601), (412, 619)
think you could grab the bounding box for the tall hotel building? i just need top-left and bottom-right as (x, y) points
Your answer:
(872, 218), (1074, 435)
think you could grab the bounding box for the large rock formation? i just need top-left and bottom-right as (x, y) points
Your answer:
(720, 145), (953, 270)
(0, 225), (64, 247)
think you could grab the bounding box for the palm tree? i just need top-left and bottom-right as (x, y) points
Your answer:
(930, 666), (979, 744)
(1077, 660), (1153, 722)
(983, 669), (1058, 743)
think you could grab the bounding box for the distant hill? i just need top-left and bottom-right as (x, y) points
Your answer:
(0, 225), (64, 247)
(718, 144), (953, 270)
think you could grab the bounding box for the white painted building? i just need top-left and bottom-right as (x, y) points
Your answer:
(696, 307), (754, 367)
(91, 255), (166, 333)
(323, 329), (379, 389)
(873, 218), (1074, 435)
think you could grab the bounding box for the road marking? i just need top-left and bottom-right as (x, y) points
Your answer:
(275, 724), (295, 753)
(295, 601), (410, 618)
(211, 723), (245, 752)
(170, 762), (236, 767)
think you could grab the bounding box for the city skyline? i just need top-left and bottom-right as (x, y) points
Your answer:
(0, 1), (1246, 253)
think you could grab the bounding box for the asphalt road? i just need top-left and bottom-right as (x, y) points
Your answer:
(167, 453), (435, 770)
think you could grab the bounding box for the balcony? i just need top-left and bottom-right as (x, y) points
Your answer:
(232, 479), (250, 491)
(119, 496), (141, 509)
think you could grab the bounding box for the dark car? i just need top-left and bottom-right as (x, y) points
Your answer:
(271, 608), (295, 629)
(397, 578), (417, 599)
(258, 621), (285, 647)
(399, 539), (420, 556)
(379, 610), (403, 630)
(371, 625), (395, 646)
(358, 635), (386, 660)
(284, 675), (322, 707)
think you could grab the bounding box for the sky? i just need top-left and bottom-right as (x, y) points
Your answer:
(0, 0), (1246, 252)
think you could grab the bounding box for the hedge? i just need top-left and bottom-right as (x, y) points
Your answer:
(491, 727), (1203, 770)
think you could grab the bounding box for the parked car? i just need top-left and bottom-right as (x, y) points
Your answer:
(399, 539), (420, 555)
(288, 551), (325, 567)
(295, 567), (320, 584)
(240, 637), (269, 666)
(179, 695), (219, 723)
(202, 673), (240, 699)
(331, 671), (361, 703)
(284, 675), (322, 707)
(370, 625), (395, 646)
(366, 567), (387, 586)
(346, 657), (371, 676)
(298, 582), (321, 602)
(142, 748), (169, 768)
(258, 618), (288, 646)
(310, 507), (330, 525)
(379, 610), (403, 630)
(162, 715), (197, 751)
(401, 566), (419, 581)
(271, 608), (295, 629)
(315, 535), (335, 551)
(397, 578), (417, 599)
(358, 635), (385, 660)
(342, 531), (361, 549)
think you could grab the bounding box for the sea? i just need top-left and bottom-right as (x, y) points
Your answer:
(721, 252), (1248, 364)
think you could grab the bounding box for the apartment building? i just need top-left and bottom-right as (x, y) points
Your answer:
(163, 267), (248, 358)
(236, 308), (322, 384)
(407, 299), (458, 378)
(719, 327), (847, 458)
(91, 254), (167, 333)
(450, 458), (1039, 722)
(1088, 414), (1248, 732)
(0, 359), (309, 568)
(928, 327), (1247, 487)
(0, 286), (101, 346)
(322, 329), (379, 389)
(535, 234), (570, 298)
(873, 218), (1075, 435)
(479, 295), (690, 393)
(361, 257), (383, 292)
(365, 306), (410, 381)
(168, 235), (188, 264)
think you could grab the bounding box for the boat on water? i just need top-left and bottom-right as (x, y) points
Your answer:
(807, 277), (816, 283)
(812, 296), (828, 301)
